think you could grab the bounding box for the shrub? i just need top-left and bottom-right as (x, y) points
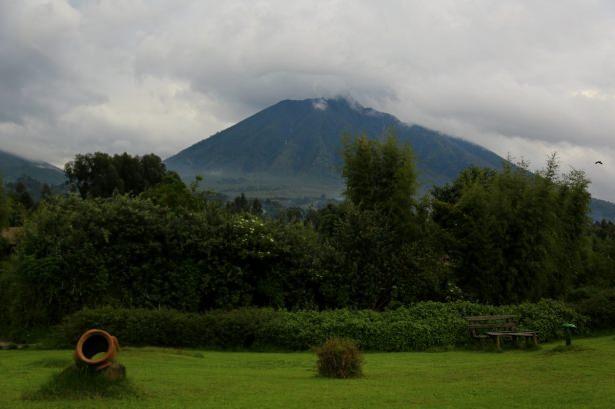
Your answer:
(569, 287), (615, 329)
(315, 338), (363, 378)
(9, 195), (328, 327)
(515, 299), (588, 341)
(56, 300), (587, 351)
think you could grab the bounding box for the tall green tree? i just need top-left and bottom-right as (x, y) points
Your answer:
(65, 152), (169, 198)
(321, 132), (448, 309)
(342, 131), (417, 228)
(431, 156), (591, 304)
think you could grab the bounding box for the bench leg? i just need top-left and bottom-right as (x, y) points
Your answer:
(495, 335), (501, 351)
(533, 334), (538, 347)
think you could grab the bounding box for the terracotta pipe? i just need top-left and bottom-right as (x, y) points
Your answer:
(74, 329), (120, 371)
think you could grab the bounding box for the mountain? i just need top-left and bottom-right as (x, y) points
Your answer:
(167, 97), (615, 222)
(0, 149), (65, 186)
(166, 97), (505, 198)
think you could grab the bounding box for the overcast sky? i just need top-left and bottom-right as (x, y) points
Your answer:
(1, 0), (614, 200)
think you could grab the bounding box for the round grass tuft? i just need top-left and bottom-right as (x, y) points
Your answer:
(315, 337), (364, 379)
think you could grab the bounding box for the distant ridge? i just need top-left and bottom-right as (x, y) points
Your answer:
(590, 198), (615, 223)
(0, 149), (65, 185)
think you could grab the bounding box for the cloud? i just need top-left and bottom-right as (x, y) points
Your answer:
(1, 0), (615, 199)
(312, 99), (328, 111)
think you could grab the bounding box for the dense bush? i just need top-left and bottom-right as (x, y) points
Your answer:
(6, 195), (330, 327)
(316, 338), (363, 378)
(569, 287), (615, 329)
(57, 300), (586, 351)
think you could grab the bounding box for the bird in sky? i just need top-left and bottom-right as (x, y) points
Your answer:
(595, 161), (604, 165)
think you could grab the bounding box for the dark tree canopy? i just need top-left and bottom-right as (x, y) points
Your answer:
(227, 193), (264, 216)
(12, 181), (34, 210)
(65, 152), (170, 198)
(431, 159), (591, 304)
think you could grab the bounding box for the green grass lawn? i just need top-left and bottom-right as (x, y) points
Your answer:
(1, 336), (614, 409)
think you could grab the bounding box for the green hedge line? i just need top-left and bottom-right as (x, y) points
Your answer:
(57, 300), (587, 351)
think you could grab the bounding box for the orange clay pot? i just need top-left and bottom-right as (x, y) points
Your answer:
(74, 329), (120, 370)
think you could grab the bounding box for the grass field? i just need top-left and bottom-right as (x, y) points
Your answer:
(1, 336), (614, 409)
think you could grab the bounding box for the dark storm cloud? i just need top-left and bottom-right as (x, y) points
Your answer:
(1, 0), (615, 199)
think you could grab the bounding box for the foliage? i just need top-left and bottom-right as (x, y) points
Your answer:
(342, 131), (417, 224)
(56, 300), (584, 351)
(227, 193), (263, 215)
(0, 175), (34, 227)
(326, 132), (449, 309)
(10, 180), (35, 210)
(5, 194), (329, 327)
(311, 202), (450, 309)
(64, 152), (169, 198)
(5, 138), (615, 336)
(315, 337), (363, 378)
(139, 172), (206, 211)
(585, 221), (615, 287)
(431, 157), (592, 304)
(568, 287), (615, 329)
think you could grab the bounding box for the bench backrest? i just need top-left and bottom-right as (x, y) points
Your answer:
(465, 315), (518, 337)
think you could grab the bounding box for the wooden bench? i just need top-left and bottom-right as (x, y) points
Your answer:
(465, 315), (538, 350)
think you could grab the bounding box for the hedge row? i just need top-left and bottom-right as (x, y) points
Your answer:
(57, 300), (587, 351)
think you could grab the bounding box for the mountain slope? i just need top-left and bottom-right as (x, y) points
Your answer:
(166, 98), (505, 197)
(590, 198), (615, 222)
(0, 149), (65, 185)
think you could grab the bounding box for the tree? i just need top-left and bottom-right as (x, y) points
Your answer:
(12, 181), (34, 210)
(431, 157), (591, 304)
(585, 221), (615, 287)
(342, 130), (417, 229)
(65, 152), (122, 198)
(40, 184), (52, 201)
(65, 152), (170, 198)
(317, 132), (448, 309)
(140, 172), (202, 211)
(227, 193), (264, 216)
